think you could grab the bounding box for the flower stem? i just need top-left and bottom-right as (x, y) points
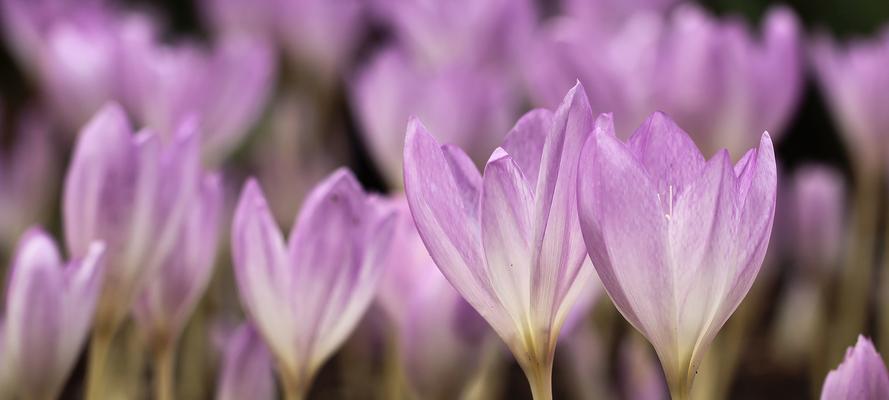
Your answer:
(521, 349), (554, 400)
(669, 385), (691, 400)
(85, 329), (113, 400)
(526, 363), (553, 400)
(279, 368), (309, 400)
(153, 342), (176, 400)
(833, 168), (879, 363)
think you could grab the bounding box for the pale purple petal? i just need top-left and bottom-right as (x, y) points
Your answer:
(232, 169), (394, 386)
(286, 169), (390, 370)
(501, 109), (553, 189)
(231, 178), (294, 366)
(577, 117), (674, 359)
(821, 336), (889, 399)
(530, 82), (595, 332)
(216, 324), (276, 400)
(4, 228), (105, 399)
(627, 112), (706, 193)
(480, 149), (534, 327)
(135, 173), (223, 342)
(403, 118), (514, 340)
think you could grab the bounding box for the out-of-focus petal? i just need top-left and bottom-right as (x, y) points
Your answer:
(821, 336), (889, 399)
(216, 324), (276, 400)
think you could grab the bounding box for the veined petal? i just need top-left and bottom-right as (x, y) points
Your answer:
(529, 82), (594, 333)
(627, 112), (706, 194)
(231, 179), (294, 366)
(577, 125), (675, 364)
(668, 150), (737, 370)
(501, 109), (553, 189)
(403, 118), (514, 340)
(286, 168), (374, 370)
(481, 148), (534, 330)
(715, 133), (776, 323)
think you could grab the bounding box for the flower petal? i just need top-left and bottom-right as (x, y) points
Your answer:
(216, 324), (276, 400)
(231, 178), (294, 365)
(501, 108), (553, 189)
(286, 168), (384, 369)
(529, 82), (594, 331)
(667, 149), (738, 368)
(627, 112), (706, 193)
(403, 117), (513, 339)
(821, 336), (889, 399)
(577, 120), (675, 362)
(63, 102), (134, 259)
(480, 148), (534, 329)
(4, 229), (65, 398)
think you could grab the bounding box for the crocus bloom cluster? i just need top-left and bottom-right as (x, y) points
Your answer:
(202, 0), (363, 75)
(369, 0), (535, 68)
(0, 228), (105, 400)
(232, 169), (395, 396)
(2, 0), (274, 159)
(404, 83), (595, 397)
(376, 197), (490, 398)
(63, 103), (203, 335)
(576, 112), (777, 396)
(563, 0), (679, 32)
(216, 323), (276, 400)
(812, 28), (889, 173)
(352, 48), (516, 187)
(527, 5), (801, 156)
(821, 336), (889, 399)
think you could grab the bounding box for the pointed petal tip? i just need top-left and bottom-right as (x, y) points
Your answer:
(486, 147), (510, 165)
(594, 113), (616, 136)
(237, 178), (270, 215)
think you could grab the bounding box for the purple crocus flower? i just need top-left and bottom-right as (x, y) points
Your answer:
(17, 6), (120, 131)
(403, 83), (595, 399)
(821, 336), (889, 399)
(812, 28), (889, 173)
(563, 0), (678, 32)
(63, 103), (202, 353)
(576, 112), (777, 397)
(790, 166), (846, 271)
(133, 174), (223, 349)
(654, 5), (801, 156)
(528, 5), (801, 156)
(116, 22), (276, 163)
(352, 48), (516, 188)
(3, 1), (274, 154)
(0, 228), (105, 399)
(202, 0), (363, 76)
(216, 323), (276, 400)
(369, 0), (535, 68)
(375, 196), (490, 398)
(232, 169), (396, 398)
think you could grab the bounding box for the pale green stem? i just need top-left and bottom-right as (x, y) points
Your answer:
(85, 329), (113, 400)
(524, 358), (554, 400)
(833, 167), (879, 363)
(154, 341), (176, 400)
